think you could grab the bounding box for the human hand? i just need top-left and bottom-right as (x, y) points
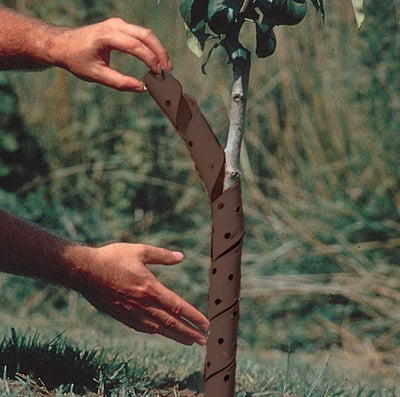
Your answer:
(75, 243), (209, 346)
(49, 18), (172, 92)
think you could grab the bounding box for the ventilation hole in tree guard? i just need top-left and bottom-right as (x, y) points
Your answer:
(218, 202), (224, 210)
(188, 141), (193, 147)
(207, 361), (211, 368)
(233, 311), (238, 318)
(218, 338), (224, 344)
(236, 206), (241, 213)
(165, 100), (171, 107)
(215, 298), (221, 305)
(228, 274), (234, 281)
(212, 268), (217, 275)
(224, 232), (231, 239)
(209, 163), (214, 170)
(224, 374), (230, 382)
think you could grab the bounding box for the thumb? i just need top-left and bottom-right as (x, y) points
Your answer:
(137, 244), (184, 265)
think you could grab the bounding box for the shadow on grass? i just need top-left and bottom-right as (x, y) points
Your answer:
(0, 328), (122, 394)
(0, 329), (205, 396)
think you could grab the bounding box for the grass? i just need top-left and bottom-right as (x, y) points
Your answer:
(0, 328), (129, 394)
(0, 327), (203, 396)
(0, 321), (398, 396)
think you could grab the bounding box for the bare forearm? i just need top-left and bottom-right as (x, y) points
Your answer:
(0, 209), (209, 344)
(0, 6), (172, 90)
(0, 209), (89, 286)
(0, 6), (63, 70)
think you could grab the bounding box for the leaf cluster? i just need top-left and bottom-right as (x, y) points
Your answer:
(180, 0), (324, 64)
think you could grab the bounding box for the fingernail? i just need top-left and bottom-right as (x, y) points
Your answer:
(172, 251), (184, 260)
(198, 336), (207, 346)
(157, 63), (163, 74)
(202, 320), (210, 331)
(167, 59), (173, 70)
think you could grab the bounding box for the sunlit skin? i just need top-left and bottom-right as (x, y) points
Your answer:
(0, 6), (172, 91)
(0, 6), (209, 345)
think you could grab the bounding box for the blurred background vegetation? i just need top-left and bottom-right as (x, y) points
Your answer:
(0, 0), (399, 384)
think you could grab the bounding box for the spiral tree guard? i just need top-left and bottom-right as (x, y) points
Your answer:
(143, 70), (244, 396)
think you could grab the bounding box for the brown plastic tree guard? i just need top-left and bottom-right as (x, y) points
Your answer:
(143, 70), (244, 397)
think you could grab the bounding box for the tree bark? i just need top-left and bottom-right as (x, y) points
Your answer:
(224, 54), (251, 190)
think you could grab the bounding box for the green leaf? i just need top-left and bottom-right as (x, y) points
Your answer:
(255, 21), (276, 58)
(180, 0), (210, 55)
(255, 0), (308, 26)
(207, 0), (242, 34)
(180, 0), (208, 29)
(184, 22), (206, 57)
(351, 0), (365, 29)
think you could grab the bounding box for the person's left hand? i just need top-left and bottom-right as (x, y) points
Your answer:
(73, 243), (209, 346)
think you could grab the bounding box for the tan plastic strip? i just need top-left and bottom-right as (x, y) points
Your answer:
(204, 360), (236, 397)
(143, 71), (244, 397)
(212, 183), (245, 260)
(143, 71), (225, 202)
(208, 244), (242, 320)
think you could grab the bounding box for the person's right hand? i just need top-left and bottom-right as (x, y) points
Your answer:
(74, 243), (209, 346)
(49, 17), (172, 91)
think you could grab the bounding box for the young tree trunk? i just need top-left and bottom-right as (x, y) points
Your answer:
(204, 53), (250, 397)
(143, 54), (250, 395)
(224, 55), (251, 190)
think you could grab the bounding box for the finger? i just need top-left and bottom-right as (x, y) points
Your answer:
(154, 282), (210, 332)
(151, 309), (208, 346)
(136, 244), (184, 265)
(93, 66), (145, 92)
(110, 303), (206, 346)
(135, 246), (209, 330)
(103, 34), (163, 74)
(119, 23), (172, 71)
